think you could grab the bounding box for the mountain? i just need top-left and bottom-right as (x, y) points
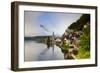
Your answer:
(68, 14), (90, 31)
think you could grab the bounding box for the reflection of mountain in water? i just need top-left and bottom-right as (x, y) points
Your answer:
(24, 41), (64, 61)
(25, 36), (52, 43)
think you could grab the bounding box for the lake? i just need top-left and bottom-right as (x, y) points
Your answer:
(25, 41), (64, 61)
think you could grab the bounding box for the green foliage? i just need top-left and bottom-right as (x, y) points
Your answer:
(80, 25), (90, 51)
(59, 14), (91, 59)
(76, 25), (90, 59)
(61, 43), (69, 51)
(68, 14), (90, 31)
(76, 47), (90, 59)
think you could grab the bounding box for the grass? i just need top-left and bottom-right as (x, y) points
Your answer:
(75, 47), (90, 59)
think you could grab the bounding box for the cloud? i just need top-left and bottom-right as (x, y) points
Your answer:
(25, 11), (42, 36)
(25, 11), (82, 36)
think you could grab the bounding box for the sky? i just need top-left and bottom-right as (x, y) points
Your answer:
(24, 11), (82, 37)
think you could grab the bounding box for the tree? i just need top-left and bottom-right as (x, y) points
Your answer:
(68, 14), (90, 31)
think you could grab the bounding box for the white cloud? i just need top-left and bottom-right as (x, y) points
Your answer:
(25, 11), (82, 36)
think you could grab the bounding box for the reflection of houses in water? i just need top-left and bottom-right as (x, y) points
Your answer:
(44, 36), (52, 46)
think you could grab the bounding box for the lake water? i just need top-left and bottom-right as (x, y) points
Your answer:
(25, 41), (64, 61)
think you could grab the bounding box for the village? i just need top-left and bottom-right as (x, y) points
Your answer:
(44, 14), (90, 60)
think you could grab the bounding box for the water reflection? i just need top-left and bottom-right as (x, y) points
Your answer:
(24, 41), (64, 61)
